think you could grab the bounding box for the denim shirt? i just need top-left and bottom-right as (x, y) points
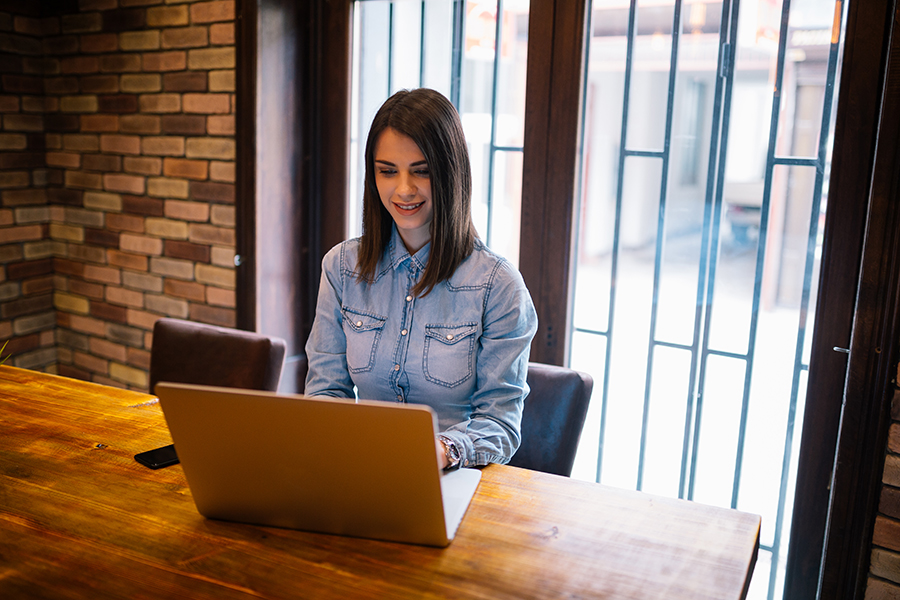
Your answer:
(304, 226), (538, 468)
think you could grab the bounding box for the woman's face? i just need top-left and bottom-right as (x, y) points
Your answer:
(374, 127), (433, 254)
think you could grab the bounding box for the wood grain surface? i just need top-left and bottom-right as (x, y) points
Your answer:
(0, 366), (760, 599)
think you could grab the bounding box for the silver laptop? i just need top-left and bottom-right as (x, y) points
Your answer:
(155, 382), (482, 547)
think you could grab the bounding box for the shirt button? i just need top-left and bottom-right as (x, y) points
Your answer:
(397, 395), (403, 402)
(446, 334), (454, 341)
(401, 329), (408, 336)
(355, 320), (362, 327)
(394, 364), (400, 371)
(406, 295), (412, 302)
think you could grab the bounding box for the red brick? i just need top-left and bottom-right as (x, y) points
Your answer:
(163, 157), (208, 180)
(107, 249), (148, 271)
(80, 33), (118, 54)
(127, 346), (152, 371)
(882, 486), (900, 520)
(206, 286), (235, 308)
(106, 212), (145, 233)
(100, 134), (141, 155)
(890, 423), (900, 454)
(123, 156), (162, 176)
(190, 181), (233, 203)
(122, 195), (163, 216)
(53, 258), (85, 278)
(164, 240), (210, 262)
(98, 94), (139, 113)
(100, 54), (142, 73)
(190, 1), (235, 24)
(2, 76), (43, 96)
(60, 56), (100, 74)
(104, 174), (145, 194)
(164, 279), (205, 302)
(91, 300), (128, 324)
(84, 264), (121, 285)
(120, 233), (163, 256)
(189, 303), (235, 327)
(64, 171), (103, 190)
(161, 114), (206, 135)
(139, 93), (181, 113)
(183, 93), (229, 114)
(1, 189), (47, 208)
(46, 152), (81, 169)
(874, 516), (900, 553)
(84, 228), (120, 248)
(80, 75), (119, 94)
(82, 154), (122, 172)
(80, 114), (119, 132)
(7, 258), (54, 280)
(162, 71), (206, 92)
(126, 308), (161, 331)
(1, 293), (53, 319)
(209, 22), (234, 45)
(58, 363), (92, 381)
(142, 51), (187, 72)
(119, 114), (161, 135)
(189, 223), (234, 246)
(107, 286), (145, 308)
(61, 13), (103, 34)
(160, 26), (208, 49)
(147, 5), (189, 27)
(91, 337), (128, 362)
(73, 351), (109, 374)
(102, 9), (147, 33)
(69, 279), (105, 300)
(43, 36), (80, 56)
(21, 275), (55, 296)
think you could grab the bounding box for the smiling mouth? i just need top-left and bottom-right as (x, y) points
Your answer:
(395, 202), (424, 212)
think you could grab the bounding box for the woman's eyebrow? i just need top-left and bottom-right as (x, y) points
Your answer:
(374, 159), (428, 166)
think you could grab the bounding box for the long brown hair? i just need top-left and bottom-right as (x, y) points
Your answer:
(357, 88), (476, 297)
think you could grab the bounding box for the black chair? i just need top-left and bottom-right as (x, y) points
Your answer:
(507, 362), (594, 477)
(149, 318), (287, 394)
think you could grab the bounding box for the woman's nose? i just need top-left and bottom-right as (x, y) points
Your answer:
(397, 174), (416, 196)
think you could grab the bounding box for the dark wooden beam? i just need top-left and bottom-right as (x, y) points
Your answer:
(520, 0), (590, 367)
(784, 0), (897, 596)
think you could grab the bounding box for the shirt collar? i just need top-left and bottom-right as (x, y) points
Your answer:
(387, 224), (430, 272)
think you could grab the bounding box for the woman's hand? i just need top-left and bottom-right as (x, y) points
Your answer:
(436, 436), (449, 470)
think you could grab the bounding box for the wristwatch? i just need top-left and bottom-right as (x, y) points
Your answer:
(438, 434), (461, 470)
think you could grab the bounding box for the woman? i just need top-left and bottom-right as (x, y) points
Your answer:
(304, 88), (537, 469)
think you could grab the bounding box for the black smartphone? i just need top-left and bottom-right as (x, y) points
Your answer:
(134, 444), (180, 469)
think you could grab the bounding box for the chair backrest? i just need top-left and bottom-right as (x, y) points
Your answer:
(507, 362), (594, 477)
(149, 318), (287, 394)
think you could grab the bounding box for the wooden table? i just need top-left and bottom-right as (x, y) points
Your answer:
(0, 366), (760, 599)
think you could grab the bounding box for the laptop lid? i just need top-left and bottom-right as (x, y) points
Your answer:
(155, 382), (481, 547)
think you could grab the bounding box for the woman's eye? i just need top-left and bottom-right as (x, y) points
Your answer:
(378, 168), (396, 176)
(415, 169), (430, 177)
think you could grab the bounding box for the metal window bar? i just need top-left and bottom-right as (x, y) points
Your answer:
(635, 0), (684, 492)
(591, 0), (639, 485)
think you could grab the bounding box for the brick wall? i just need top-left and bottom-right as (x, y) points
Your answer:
(0, 0), (236, 390)
(869, 385), (900, 598)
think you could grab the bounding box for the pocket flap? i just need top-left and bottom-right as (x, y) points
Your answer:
(342, 308), (386, 333)
(425, 323), (477, 346)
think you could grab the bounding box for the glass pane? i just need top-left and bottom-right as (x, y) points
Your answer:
(488, 149), (524, 267)
(571, 1), (846, 598)
(350, 0), (529, 262)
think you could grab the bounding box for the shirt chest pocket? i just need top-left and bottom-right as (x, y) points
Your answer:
(423, 323), (477, 388)
(342, 308), (386, 373)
